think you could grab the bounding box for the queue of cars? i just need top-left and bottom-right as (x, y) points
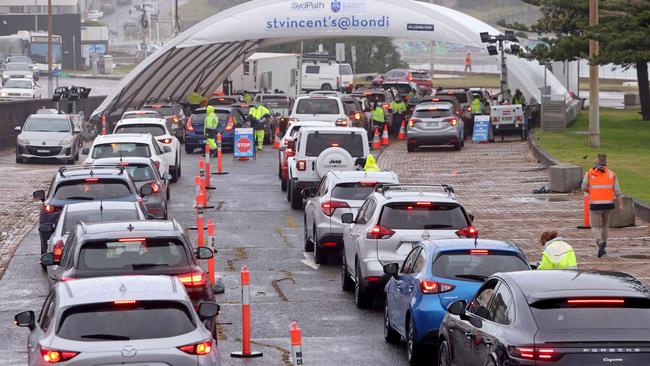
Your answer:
(1, 55), (42, 101)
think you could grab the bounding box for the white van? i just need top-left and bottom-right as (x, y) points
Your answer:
(301, 62), (354, 92)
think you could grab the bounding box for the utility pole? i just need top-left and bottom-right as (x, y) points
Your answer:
(588, 0), (600, 148)
(47, 0), (53, 98)
(34, 0), (38, 31)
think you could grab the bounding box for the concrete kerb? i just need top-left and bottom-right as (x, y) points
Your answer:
(528, 131), (650, 222)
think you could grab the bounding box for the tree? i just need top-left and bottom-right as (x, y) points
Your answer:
(500, 0), (650, 121)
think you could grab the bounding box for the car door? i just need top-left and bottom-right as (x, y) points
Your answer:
(391, 246), (422, 336)
(303, 65), (320, 90)
(474, 281), (515, 365)
(354, 199), (377, 269)
(151, 136), (170, 175)
(306, 176), (327, 239)
(345, 198), (369, 274)
(29, 291), (56, 365)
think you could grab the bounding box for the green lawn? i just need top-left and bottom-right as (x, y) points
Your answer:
(535, 109), (650, 203)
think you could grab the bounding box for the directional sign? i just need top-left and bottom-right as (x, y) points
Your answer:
(472, 115), (491, 143)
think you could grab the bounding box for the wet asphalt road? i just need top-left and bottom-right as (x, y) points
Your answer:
(0, 146), (409, 365)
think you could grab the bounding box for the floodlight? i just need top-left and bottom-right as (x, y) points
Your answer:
(487, 45), (499, 56)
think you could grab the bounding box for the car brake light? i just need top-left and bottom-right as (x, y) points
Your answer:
(41, 347), (79, 363)
(178, 339), (213, 355)
(444, 118), (459, 126)
(382, 103), (390, 109)
(85, 178), (99, 182)
(177, 272), (206, 288)
(44, 204), (62, 213)
(53, 240), (64, 262)
(117, 238), (146, 242)
(467, 106), (472, 112)
(297, 160), (307, 171)
(158, 138), (172, 144)
(113, 300), (137, 305)
(354, 112), (362, 120)
(419, 279), (455, 294)
(567, 298), (625, 305)
(366, 276), (381, 283)
(408, 118), (421, 128)
(359, 180), (377, 187)
(225, 116), (234, 131)
(456, 225), (478, 238)
(286, 148), (294, 156)
(469, 249), (489, 255)
(366, 225), (395, 239)
(335, 118), (350, 127)
(185, 117), (194, 131)
(408, 74), (413, 81)
(172, 116), (180, 123)
(149, 182), (161, 193)
(321, 200), (350, 216)
(508, 346), (563, 362)
(415, 202), (432, 206)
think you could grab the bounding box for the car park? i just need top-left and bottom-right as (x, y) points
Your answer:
(1, 62), (38, 83)
(301, 62), (354, 92)
(287, 126), (369, 209)
(14, 113), (80, 164)
(33, 165), (150, 260)
(303, 170), (400, 264)
(407, 103), (465, 152)
(141, 101), (188, 142)
(439, 270), (650, 366)
(383, 239), (530, 365)
(14, 275), (222, 365)
(340, 184), (477, 308)
(42, 201), (146, 273)
(290, 95), (350, 126)
(0, 78), (40, 99)
(184, 106), (245, 154)
(278, 121), (331, 191)
(83, 133), (171, 177)
(113, 118), (182, 181)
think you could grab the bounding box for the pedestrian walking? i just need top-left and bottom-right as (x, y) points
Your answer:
(204, 106), (218, 151)
(389, 96), (407, 134)
(581, 154), (623, 258)
(537, 231), (577, 270)
(248, 103), (271, 151)
(464, 52), (472, 73)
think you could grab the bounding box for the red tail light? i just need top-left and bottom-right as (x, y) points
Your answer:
(366, 225), (395, 239)
(44, 204), (62, 213)
(85, 178), (99, 182)
(41, 347), (79, 363)
(508, 346), (563, 362)
(321, 200), (350, 216)
(408, 73), (413, 81)
(158, 138), (172, 144)
(178, 339), (213, 355)
(567, 298), (625, 305)
(297, 160), (307, 171)
(53, 240), (64, 262)
(335, 118), (351, 127)
(456, 225), (478, 238)
(444, 118), (459, 126)
(118, 238), (146, 242)
(225, 116), (234, 131)
(172, 116), (180, 124)
(408, 118), (421, 128)
(419, 279), (455, 294)
(114, 300), (137, 305)
(354, 112), (362, 120)
(382, 103), (390, 109)
(469, 249), (489, 255)
(177, 272), (206, 288)
(286, 148), (294, 157)
(185, 117), (194, 131)
(149, 182), (161, 193)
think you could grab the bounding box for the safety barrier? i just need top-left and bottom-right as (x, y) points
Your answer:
(231, 265), (263, 358)
(578, 192), (591, 229)
(290, 321), (303, 366)
(212, 132), (228, 175)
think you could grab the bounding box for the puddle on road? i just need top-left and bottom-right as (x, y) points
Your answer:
(621, 254), (650, 260)
(507, 196), (572, 203)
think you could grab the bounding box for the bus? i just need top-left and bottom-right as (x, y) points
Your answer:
(0, 31), (63, 74)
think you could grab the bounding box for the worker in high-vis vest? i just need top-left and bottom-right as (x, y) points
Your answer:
(581, 154), (623, 258)
(354, 155), (381, 172)
(371, 101), (385, 130)
(204, 106), (218, 150)
(471, 95), (484, 114)
(390, 96), (407, 134)
(186, 89), (203, 112)
(248, 103), (270, 151)
(537, 231), (577, 270)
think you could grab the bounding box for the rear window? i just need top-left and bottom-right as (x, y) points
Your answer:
(413, 109), (453, 118)
(362, 93), (386, 103)
(53, 180), (133, 200)
(305, 133), (364, 157)
(432, 251), (528, 281)
(92, 143), (151, 159)
(332, 182), (383, 201)
(410, 72), (430, 80)
(379, 202), (468, 230)
(444, 92), (469, 104)
(342, 100), (360, 114)
(57, 301), (195, 341)
(296, 99), (340, 115)
(115, 124), (165, 137)
(77, 239), (188, 271)
(340, 64), (353, 75)
(261, 96), (292, 107)
(63, 208), (139, 233)
(143, 106), (175, 116)
(530, 298), (650, 330)
(124, 164), (157, 182)
(190, 113), (206, 124)
(122, 112), (160, 119)
(208, 97), (238, 106)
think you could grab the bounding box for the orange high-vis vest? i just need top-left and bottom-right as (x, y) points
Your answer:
(588, 167), (616, 204)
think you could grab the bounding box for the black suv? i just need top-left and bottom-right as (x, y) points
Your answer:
(42, 220), (215, 307)
(141, 100), (187, 141)
(34, 166), (151, 259)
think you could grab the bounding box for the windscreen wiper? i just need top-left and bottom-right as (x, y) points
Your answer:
(64, 196), (94, 200)
(455, 274), (488, 282)
(132, 263), (169, 270)
(423, 224), (453, 229)
(80, 333), (130, 340)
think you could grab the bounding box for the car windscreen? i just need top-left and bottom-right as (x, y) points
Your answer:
(361, 93), (386, 103)
(124, 164), (157, 182)
(296, 99), (340, 115)
(432, 251), (529, 282)
(305, 133), (364, 157)
(92, 143), (151, 159)
(530, 298), (650, 330)
(411, 72), (430, 80)
(63, 208), (139, 233)
(4, 79), (32, 88)
(379, 202), (468, 230)
(115, 124), (166, 137)
(413, 109), (453, 118)
(57, 301), (195, 341)
(332, 182), (385, 201)
(143, 106), (175, 116)
(23, 118), (70, 132)
(5, 63), (29, 71)
(122, 112), (160, 119)
(8, 56), (31, 63)
(340, 64), (353, 75)
(77, 239), (189, 271)
(53, 179), (133, 200)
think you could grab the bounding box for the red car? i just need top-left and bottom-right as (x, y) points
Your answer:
(374, 69), (433, 94)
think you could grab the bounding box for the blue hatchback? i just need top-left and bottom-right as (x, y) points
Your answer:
(184, 106), (245, 154)
(383, 239), (530, 365)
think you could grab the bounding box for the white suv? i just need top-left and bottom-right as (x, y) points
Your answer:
(113, 118), (182, 181)
(289, 95), (351, 126)
(340, 184), (477, 308)
(286, 127), (369, 209)
(83, 133), (170, 178)
(303, 171), (400, 264)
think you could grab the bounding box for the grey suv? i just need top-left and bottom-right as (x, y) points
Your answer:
(407, 103), (465, 152)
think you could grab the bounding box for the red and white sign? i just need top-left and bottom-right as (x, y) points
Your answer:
(237, 138), (252, 153)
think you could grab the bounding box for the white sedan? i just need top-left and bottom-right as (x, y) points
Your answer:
(0, 78), (40, 100)
(113, 118), (182, 181)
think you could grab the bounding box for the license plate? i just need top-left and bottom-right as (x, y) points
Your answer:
(425, 122), (438, 128)
(501, 116), (513, 122)
(397, 241), (419, 255)
(37, 149), (49, 153)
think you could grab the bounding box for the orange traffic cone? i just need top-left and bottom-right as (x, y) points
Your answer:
(397, 120), (407, 140)
(381, 124), (390, 146)
(372, 127), (381, 150)
(273, 127), (281, 149)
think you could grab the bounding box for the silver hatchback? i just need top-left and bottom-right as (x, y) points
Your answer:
(15, 275), (222, 365)
(406, 103), (464, 152)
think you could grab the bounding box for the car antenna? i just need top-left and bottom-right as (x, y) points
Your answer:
(474, 231), (479, 247)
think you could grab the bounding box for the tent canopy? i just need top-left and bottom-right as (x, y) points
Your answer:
(92, 0), (566, 118)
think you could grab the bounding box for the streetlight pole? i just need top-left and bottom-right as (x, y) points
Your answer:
(47, 0), (53, 98)
(588, 0), (600, 148)
(34, 0), (38, 31)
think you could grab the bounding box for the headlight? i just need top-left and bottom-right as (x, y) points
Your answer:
(0, 92), (7, 97)
(17, 136), (29, 144)
(59, 136), (74, 145)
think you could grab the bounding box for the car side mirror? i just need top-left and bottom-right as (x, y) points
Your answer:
(382, 263), (399, 277)
(197, 301), (221, 320)
(33, 190), (45, 201)
(140, 185), (153, 196)
(81, 147), (89, 155)
(14, 126), (21, 132)
(162, 146), (172, 153)
(163, 173), (172, 181)
(448, 299), (467, 317)
(38, 223), (55, 233)
(529, 262), (538, 270)
(40, 252), (56, 266)
(14, 311), (35, 330)
(341, 213), (354, 224)
(195, 246), (214, 260)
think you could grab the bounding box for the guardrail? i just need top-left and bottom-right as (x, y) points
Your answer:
(0, 96), (104, 148)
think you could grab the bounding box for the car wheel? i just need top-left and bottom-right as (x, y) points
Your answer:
(281, 178), (287, 192)
(303, 217), (314, 252)
(286, 179), (292, 202)
(407, 143), (416, 153)
(40, 241), (48, 272)
(384, 302), (401, 344)
(15, 155), (23, 163)
(313, 226), (327, 265)
(407, 315), (425, 366)
(184, 145), (194, 154)
(438, 339), (452, 366)
(453, 139), (462, 151)
(171, 167), (179, 182)
(341, 256), (354, 291)
(290, 181), (302, 210)
(166, 186), (171, 201)
(354, 261), (373, 309)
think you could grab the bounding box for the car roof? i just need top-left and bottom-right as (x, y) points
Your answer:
(55, 275), (187, 307)
(415, 103), (453, 110)
(28, 113), (68, 120)
(116, 118), (167, 125)
(94, 133), (153, 143)
(297, 95), (340, 100)
(374, 190), (458, 203)
(289, 121), (332, 127)
(123, 110), (160, 114)
(193, 106), (233, 114)
(64, 201), (139, 212)
(299, 126), (366, 134)
(55, 166), (127, 180)
(501, 270), (650, 303)
(422, 239), (521, 253)
(76, 220), (183, 241)
(90, 157), (154, 165)
(327, 170), (399, 182)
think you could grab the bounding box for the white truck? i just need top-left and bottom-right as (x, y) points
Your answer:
(301, 62), (354, 92)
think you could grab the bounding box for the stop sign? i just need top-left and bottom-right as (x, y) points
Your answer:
(237, 137), (252, 153)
